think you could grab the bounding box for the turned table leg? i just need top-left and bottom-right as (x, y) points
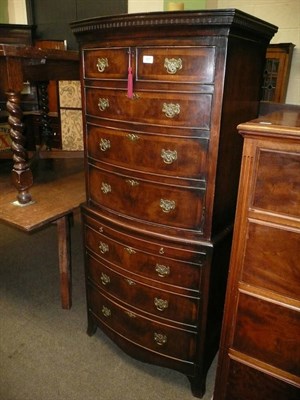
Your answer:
(56, 213), (72, 309)
(6, 90), (33, 205)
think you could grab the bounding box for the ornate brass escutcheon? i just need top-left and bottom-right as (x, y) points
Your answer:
(98, 98), (109, 111)
(162, 102), (180, 118)
(161, 149), (177, 164)
(126, 179), (139, 187)
(125, 278), (136, 286)
(164, 57), (182, 74)
(101, 182), (111, 194)
(154, 297), (168, 311)
(96, 57), (109, 72)
(154, 332), (167, 346)
(160, 199), (176, 213)
(102, 305), (111, 317)
(99, 241), (109, 254)
(125, 310), (137, 318)
(155, 263), (170, 278)
(99, 138), (111, 152)
(124, 246), (136, 255)
(126, 133), (140, 142)
(100, 272), (110, 286)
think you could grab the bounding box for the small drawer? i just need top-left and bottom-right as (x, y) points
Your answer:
(87, 164), (206, 231)
(88, 284), (198, 362)
(136, 46), (216, 84)
(85, 88), (212, 130)
(83, 220), (204, 291)
(87, 124), (209, 180)
(83, 48), (129, 79)
(86, 253), (200, 326)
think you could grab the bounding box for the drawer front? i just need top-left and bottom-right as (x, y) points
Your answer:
(88, 164), (206, 230)
(88, 284), (197, 362)
(86, 253), (200, 326)
(87, 124), (209, 180)
(137, 46), (216, 84)
(233, 292), (300, 376)
(83, 48), (129, 79)
(85, 88), (212, 129)
(252, 148), (300, 218)
(242, 221), (300, 301)
(84, 223), (203, 291)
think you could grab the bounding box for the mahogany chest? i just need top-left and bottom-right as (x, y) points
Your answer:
(214, 110), (300, 399)
(71, 10), (277, 397)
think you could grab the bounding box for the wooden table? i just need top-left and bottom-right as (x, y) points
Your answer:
(0, 44), (79, 205)
(0, 158), (85, 309)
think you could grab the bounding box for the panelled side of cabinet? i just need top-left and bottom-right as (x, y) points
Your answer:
(214, 110), (300, 400)
(71, 10), (277, 398)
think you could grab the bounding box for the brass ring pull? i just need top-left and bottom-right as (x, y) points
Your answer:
(154, 297), (168, 312)
(99, 138), (111, 152)
(162, 102), (180, 118)
(154, 332), (167, 346)
(98, 98), (109, 111)
(161, 149), (177, 164)
(164, 57), (182, 74)
(96, 57), (109, 72)
(160, 199), (176, 213)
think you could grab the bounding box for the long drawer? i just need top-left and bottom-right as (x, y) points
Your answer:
(86, 252), (200, 327)
(83, 212), (205, 291)
(87, 283), (198, 362)
(87, 163), (206, 230)
(87, 123), (209, 180)
(85, 87), (212, 129)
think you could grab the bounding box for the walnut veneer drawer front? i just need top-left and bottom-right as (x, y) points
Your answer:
(85, 88), (212, 129)
(88, 284), (198, 362)
(252, 148), (300, 218)
(84, 48), (129, 79)
(88, 164), (205, 230)
(83, 219), (204, 291)
(86, 253), (200, 326)
(234, 293), (300, 376)
(136, 46), (216, 84)
(87, 124), (209, 180)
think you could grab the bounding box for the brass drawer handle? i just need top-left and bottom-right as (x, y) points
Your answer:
(162, 102), (180, 118)
(125, 310), (136, 318)
(124, 246), (136, 255)
(101, 182), (111, 194)
(160, 199), (176, 213)
(126, 133), (140, 142)
(164, 57), (182, 74)
(161, 149), (177, 164)
(126, 179), (139, 187)
(154, 297), (168, 312)
(100, 272), (110, 286)
(99, 241), (109, 254)
(96, 57), (109, 72)
(98, 98), (109, 111)
(99, 138), (111, 152)
(154, 332), (167, 346)
(102, 305), (111, 317)
(155, 263), (170, 278)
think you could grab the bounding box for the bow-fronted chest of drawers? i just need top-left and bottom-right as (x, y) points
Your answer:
(71, 10), (277, 397)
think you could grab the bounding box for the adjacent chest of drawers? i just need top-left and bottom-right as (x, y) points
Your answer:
(71, 10), (276, 397)
(214, 110), (300, 400)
